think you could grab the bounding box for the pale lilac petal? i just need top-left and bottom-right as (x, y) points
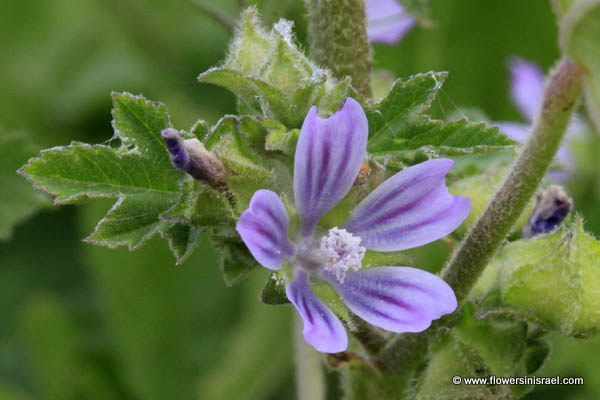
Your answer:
(294, 98), (368, 236)
(495, 121), (529, 143)
(286, 270), (348, 353)
(344, 159), (470, 251)
(366, 0), (416, 44)
(509, 57), (545, 122)
(236, 189), (294, 270)
(324, 266), (457, 333)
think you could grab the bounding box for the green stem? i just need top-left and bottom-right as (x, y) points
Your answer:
(304, 0), (373, 97)
(377, 57), (587, 373)
(294, 314), (325, 400)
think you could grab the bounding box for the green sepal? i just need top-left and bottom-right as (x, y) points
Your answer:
(260, 272), (290, 305)
(493, 217), (600, 338)
(263, 119), (300, 156)
(198, 8), (349, 129)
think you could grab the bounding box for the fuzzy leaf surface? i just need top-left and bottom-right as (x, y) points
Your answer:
(20, 93), (184, 251)
(363, 72), (516, 166)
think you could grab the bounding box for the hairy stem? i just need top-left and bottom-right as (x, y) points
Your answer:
(377, 57), (587, 372)
(294, 315), (326, 400)
(442, 58), (585, 302)
(304, 0), (373, 97)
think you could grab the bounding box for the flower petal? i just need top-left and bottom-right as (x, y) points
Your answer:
(324, 266), (457, 333)
(344, 158), (470, 251)
(236, 189), (294, 270)
(366, 0), (416, 45)
(286, 270), (348, 353)
(294, 97), (368, 236)
(509, 57), (545, 122)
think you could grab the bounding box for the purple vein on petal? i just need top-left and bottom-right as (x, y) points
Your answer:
(236, 189), (294, 271)
(344, 158), (470, 251)
(325, 266), (457, 333)
(286, 270), (348, 353)
(294, 98), (368, 236)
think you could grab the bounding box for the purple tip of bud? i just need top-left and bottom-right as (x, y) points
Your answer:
(161, 128), (190, 171)
(523, 185), (573, 238)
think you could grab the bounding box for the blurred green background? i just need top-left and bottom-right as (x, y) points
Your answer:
(1, 0), (599, 399)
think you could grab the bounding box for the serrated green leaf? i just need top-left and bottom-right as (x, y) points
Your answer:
(111, 92), (172, 162)
(160, 222), (205, 265)
(0, 130), (50, 240)
(561, 0), (600, 132)
(494, 218), (600, 337)
(20, 93), (185, 251)
(86, 192), (178, 248)
(363, 72), (516, 163)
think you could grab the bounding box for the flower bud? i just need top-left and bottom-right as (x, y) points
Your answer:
(522, 185), (572, 238)
(161, 128), (227, 188)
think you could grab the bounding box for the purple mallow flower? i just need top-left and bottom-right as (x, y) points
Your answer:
(236, 98), (470, 353)
(496, 57), (585, 175)
(366, 0), (417, 44)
